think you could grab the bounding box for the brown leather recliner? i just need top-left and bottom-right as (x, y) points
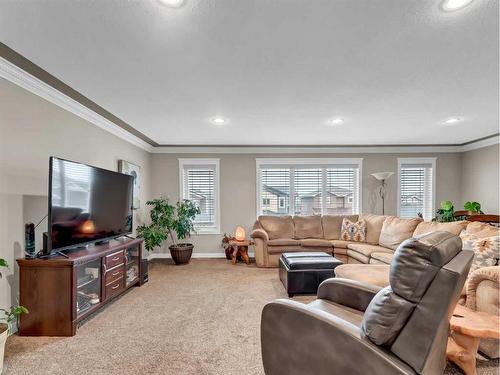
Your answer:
(261, 231), (473, 375)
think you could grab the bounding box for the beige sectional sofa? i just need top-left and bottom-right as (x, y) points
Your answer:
(250, 214), (469, 267)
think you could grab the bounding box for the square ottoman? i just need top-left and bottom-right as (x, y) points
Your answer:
(279, 252), (343, 297)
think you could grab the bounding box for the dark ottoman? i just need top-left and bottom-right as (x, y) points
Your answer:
(279, 252), (343, 297)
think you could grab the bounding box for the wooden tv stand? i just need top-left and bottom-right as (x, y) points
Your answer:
(17, 237), (144, 336)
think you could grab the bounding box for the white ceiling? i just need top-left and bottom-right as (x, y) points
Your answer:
(0, 0), (498, 146)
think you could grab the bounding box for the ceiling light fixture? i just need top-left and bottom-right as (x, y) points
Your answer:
(441, 0), (473, 11)
(158, 0), (185, 8)
(210, 116), (228, 125)
(443, 117), (463, 125)
(328, 118), (344, 125)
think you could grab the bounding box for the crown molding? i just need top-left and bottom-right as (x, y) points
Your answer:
(2, 52), (498, 155)
(0, 56), (154, 152)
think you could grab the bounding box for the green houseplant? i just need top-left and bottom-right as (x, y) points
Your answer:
(463, 201), (483, 215)
(137, 198), (200, 265)
(0, 259), (28, 372)
(433, 200), (456, 222)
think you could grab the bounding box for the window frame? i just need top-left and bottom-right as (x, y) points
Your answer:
(179, 158), (221, 235)
(255, 158), (363, 217)
(397, 157), (436, 221)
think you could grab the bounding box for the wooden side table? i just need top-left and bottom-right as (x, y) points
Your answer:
(228, 240), (253, 265)
(446, 304), (500, 375)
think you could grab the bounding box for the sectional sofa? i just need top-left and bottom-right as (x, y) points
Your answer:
(250, 214), (471, 267)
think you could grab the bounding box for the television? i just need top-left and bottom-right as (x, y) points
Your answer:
(48, 157), (134, 254)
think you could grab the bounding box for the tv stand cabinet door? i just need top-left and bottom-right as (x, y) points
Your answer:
(19, 264), (74, 336)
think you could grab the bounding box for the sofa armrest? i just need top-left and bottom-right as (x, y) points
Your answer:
(317, 278), (382, 312)
(250, 228), (269, 242)
(465, 266), (499, 311)
(261, 299), (414, 375)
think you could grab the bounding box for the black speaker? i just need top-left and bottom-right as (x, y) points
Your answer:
(141, 259), (149, 284)
(24, 223), (35, 258)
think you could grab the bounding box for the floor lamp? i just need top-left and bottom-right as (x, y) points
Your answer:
(371, 172), (394, 215)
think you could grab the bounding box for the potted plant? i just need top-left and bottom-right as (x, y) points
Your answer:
(137, 198), (200, 265)
(0, 259), (28, 372)
(433, 200), (456, 222)
(463, 201), (483, 215)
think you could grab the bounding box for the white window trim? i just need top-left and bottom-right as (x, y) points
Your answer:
(179, 158), (221, 235)
(255, 158), (363, 217)
(397, 157), (436, 221)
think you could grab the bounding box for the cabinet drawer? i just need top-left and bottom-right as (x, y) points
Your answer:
(105, 251), (124, 269)
(104, 265), (125, 285)
(105, 278), (125, 300)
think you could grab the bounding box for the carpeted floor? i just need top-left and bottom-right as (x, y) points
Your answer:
(4, 259), (499, 374)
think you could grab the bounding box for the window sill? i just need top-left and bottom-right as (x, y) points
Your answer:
(194, 227), (220, 235)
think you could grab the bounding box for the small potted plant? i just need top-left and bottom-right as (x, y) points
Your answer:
(137, 198), (200, 265)
(463, 201), (483, 216)
(0, 259), (28, 372)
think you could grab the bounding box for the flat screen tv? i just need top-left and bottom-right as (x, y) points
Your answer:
(48, 157), (134, 253)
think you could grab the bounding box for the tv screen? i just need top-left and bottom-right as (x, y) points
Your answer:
(48, 157), (134, 252)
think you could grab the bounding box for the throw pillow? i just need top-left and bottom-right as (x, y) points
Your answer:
(340, 218), (367, 242)
(460, 231), (500, 275)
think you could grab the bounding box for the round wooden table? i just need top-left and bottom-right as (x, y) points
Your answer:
(447, 304), (500, 375)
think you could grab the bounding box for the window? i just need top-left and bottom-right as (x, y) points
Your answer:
(256, 159), (362, 216)
(398, 158), (436, 221)
(179, 159), (220, 234)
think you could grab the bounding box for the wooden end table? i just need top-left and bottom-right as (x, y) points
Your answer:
(228, 240), (253, 265)
(446, 304), (500, 375)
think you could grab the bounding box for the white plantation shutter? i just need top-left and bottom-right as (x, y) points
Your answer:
(179, 159), (220, 234)
(261, 168), (290, 215)
(326, 167), (359, 215)
(294, 168), (322, 215)
(398, 159), (435, 221)
(257, 159), (362, 216)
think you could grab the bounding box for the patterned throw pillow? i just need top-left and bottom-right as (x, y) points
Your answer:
(340, 218), (367, 242)
(460, 231), (500, 275)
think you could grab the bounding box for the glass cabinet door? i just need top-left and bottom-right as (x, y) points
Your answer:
(76, 258), (101, 318)
(125, 247), (140, 287)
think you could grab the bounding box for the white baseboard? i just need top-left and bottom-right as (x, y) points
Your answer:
(147, 252), (255, 260)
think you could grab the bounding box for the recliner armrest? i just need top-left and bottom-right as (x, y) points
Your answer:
(317, 278), (382, 312)
(250, 228), (269, 242)
(261, 299), (414, 375)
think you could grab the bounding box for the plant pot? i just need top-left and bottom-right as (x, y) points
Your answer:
(169, 243), (194, 265)
(0, 323), (8, 373)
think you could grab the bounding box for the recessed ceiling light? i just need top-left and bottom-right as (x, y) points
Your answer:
(210, 116), (228, 125)
(328, 118), (344, 125)
(158, 0), (185, 8)
(443, 117), (463, 125)
(441, 0), (473, 11)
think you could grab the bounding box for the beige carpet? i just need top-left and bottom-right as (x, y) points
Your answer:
(4, 259), (499, 374)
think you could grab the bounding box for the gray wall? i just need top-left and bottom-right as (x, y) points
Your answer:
(460, 144), (500, 214)
(0, 78), (151, 313)
(151, 152), (462, 255)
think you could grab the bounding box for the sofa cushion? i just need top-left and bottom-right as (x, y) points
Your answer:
(346, 250), (370, 264)
(258, 215), (294, 240)
(347, 243), (393, 258)
(413, 220), (468, 237)
(359, 214), (389, 244)
(379, 216), (423, 250)
(268, 239), (301, 246)
(322, 215), (359, 240)
(335, 264), (390, 287)
(340, 218), (367, 242)
(267, 246), (333, 256)
(330, 239), (354, 249)
(370, 252), (394, 265)
(460, 232), (499, 275)
(300, 238), (332, 248)
(294, 215), (323, 239)
(465, 222), (500, 238)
